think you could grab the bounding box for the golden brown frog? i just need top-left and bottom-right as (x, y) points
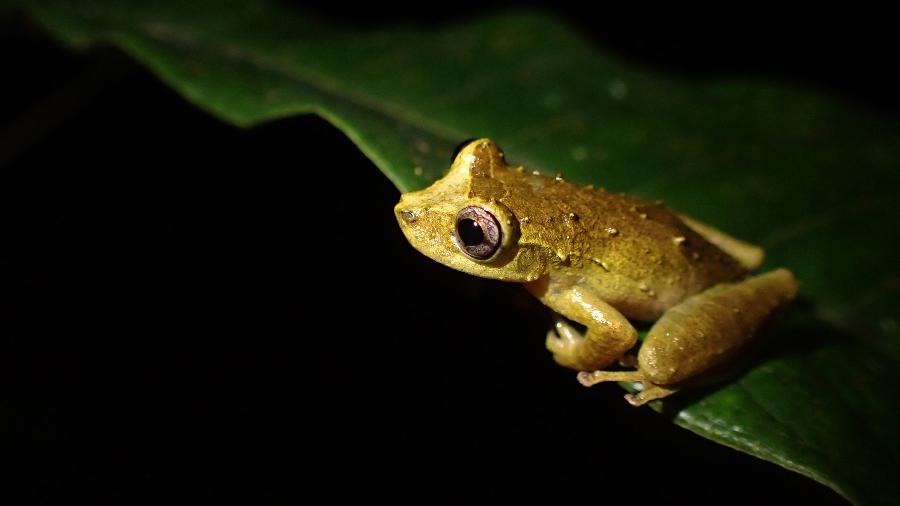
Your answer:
(395, 139), (798, 406)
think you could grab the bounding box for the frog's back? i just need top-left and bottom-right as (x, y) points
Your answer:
(493, 167), (748, 320)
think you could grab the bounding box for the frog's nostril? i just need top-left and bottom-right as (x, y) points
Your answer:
(399, 209), (417, 223)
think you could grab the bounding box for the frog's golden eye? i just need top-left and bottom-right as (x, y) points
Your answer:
(454, 206), (502, 260)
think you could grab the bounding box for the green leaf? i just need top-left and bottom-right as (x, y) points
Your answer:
(13, 1), (900, 503)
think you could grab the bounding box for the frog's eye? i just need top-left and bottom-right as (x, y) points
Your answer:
(451, 138), (479, 162)
(454, 206), (502, 260)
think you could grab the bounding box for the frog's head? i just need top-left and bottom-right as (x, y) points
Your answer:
(395, 139), (548, 282)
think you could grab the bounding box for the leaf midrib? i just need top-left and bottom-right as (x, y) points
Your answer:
(134, 17), (468, 141)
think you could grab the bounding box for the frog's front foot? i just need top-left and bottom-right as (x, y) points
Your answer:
(544, 304), (638, 372)
(545, 320), (585, 369)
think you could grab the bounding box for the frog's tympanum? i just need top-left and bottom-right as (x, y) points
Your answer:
(395, 139), (798, 406)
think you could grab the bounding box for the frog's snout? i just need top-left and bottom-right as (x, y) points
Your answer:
(394, 198), (417, 225)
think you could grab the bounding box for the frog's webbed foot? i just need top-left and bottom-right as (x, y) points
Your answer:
(576, 370), (678, 407)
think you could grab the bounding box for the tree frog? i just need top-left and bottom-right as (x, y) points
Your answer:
(395, 139), (798, 406)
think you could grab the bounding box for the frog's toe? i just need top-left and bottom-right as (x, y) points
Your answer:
(546, 333), (577, 369)
(553, 320), (583, 342)
(545, 329), (568, 354)
(624, 382), (678, 406)
(547, 320), (592, 369)
(577, 370), (644, 387)
(545, 320), (583, 354)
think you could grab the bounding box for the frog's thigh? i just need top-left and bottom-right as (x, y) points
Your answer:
(677, 213), (765, 270)
(638, 268), (799, 387)
(534, 285), (638, 371)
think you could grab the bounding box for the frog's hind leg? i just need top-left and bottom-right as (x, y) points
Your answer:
(677, 213), (765, 270)
(576, 370), (643, 385)
(638, 268), (799, 387)
(576, 371), (678, 407)
(579, 269), (799, 407)
(624, 383), (679, 407)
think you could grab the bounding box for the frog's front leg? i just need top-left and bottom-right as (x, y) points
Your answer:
(526, 277), (637, 371)
(579, 268), (799, 406)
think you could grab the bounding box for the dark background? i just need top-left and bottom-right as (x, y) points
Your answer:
(3, 5), (895, 504)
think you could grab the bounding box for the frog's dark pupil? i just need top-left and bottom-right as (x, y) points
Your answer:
(457, 218), (484, 246)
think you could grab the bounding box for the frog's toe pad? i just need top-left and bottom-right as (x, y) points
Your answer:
(546, 334), (582, 370)
(553, 320), (584, 342)
(546, 320), (587, 363)
(546, 330), (566, 354)
(546, 320), (583, 348)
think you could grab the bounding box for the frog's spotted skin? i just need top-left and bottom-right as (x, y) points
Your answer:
(395, 139), (798, 406)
